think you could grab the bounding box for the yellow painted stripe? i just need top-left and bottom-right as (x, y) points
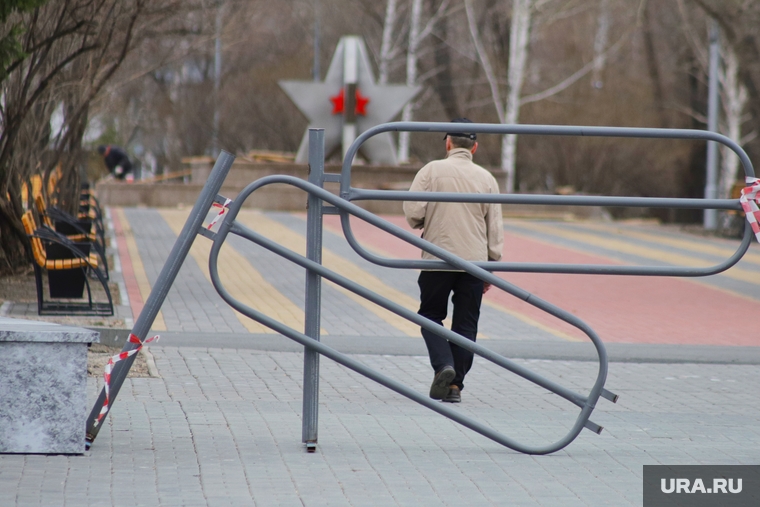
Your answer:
(235, 210), (421, 337)
(116, 208), (166, 331)
(574, 221), (760, 267)
(514, 220), (760, 286)
(159, 209), (312, 334)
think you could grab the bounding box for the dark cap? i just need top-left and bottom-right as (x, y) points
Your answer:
(444, 117), (477, 140)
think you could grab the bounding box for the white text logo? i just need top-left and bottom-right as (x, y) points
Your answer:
(661, 478), (742, 494)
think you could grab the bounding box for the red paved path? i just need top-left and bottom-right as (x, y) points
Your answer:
(111, 210), (144, 322)
(324, 215), (759, 347)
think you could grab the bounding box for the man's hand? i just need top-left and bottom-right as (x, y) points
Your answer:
(483, 282), (491, 294)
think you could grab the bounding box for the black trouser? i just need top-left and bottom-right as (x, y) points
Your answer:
(417, 270), (484, 390)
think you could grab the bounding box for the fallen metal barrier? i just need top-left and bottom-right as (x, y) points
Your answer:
(86, 122), (754, 456)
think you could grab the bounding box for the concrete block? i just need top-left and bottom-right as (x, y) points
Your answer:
(0, 317), (99, 454)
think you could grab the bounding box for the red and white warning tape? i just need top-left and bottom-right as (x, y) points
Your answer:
(207, 198), (232, 230)
(740, 177), (760, 242)
(93, 333), (160, 428)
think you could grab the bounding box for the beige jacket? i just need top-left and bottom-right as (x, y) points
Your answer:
(403, 148), (504, 266)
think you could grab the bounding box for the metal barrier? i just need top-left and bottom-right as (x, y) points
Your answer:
(86, 122), (754, 456)
(340, 123), (753, 276)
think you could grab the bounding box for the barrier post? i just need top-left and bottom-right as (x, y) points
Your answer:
(704, 19), (721, 230)
(85, 151), (236, 447)
(302, 129), (325, 451)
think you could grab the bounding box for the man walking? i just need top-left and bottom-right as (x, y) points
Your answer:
(403, 118), (504, 403)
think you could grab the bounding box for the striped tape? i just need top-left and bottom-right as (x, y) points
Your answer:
(93, 333), (160, 428)
(207, 198), (232, 230)
(740, 177), (760, 242)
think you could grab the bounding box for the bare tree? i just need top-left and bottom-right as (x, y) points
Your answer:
(0, 0), (200, 274)
(675, 0), (754, 198)
(688, 0), (760, 166)
(397, 0), (422, 163)
(591, 0), (610, 88)
(379, 0), (401, 84)
(502, 0), (532, 193)
(464, 0), (645, 192)
(397, 0), (450, 163)
(2, 0), (742, 232)
(719, 45), (751, 197)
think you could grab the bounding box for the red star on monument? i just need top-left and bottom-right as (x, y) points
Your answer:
(329, 88), (370, 116)
(355, 90), (369, 116)
(329, 89), (344, 114)
(279, 35), (421, 164)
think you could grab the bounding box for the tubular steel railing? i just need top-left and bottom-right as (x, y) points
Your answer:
(209, 174), (612, 455)
(86, 122), (754, 456)
(339, 123), (753, 276)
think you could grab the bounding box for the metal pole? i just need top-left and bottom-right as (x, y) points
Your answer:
(212, 3), (223, 157)
(204, 121), (758, 455)
(302, 129), (324, 451)
(342, 37), (358, 160)
(704, 19), (720, 230)
(313, 0), (320, 81)
(85, 151), (236, 446)
(210, 174), (612, 455)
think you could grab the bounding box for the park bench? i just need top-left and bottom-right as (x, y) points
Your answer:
(21, 210), (114, 316)
(19, 168), (106, 248)
(78, 184), (106, 237)
(35, 195), (108, 280)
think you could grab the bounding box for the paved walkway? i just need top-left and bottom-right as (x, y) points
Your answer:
(118, 208), (760, 345)
(2, 207), (760, 506)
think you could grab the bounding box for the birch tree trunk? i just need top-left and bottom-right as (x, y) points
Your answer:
(397, 0), (422, 163)
(591, 0), (610, 89)
(502, 0), (533, 193)
(379, 0), (398, 85)
(719, 44), (748, 197)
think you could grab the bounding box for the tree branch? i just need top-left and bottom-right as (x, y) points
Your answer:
(463, 0), (504, 123)
(520, 27), (633, 106)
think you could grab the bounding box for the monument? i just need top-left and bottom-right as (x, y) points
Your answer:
(279, 35), (421, 165)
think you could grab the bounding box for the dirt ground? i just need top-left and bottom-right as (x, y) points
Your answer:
(0, 269), (39, 303)
(87, 343), (152, 378)
(1, 270), (151, 378)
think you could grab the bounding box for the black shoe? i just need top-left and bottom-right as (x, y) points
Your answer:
(443, 385), (461, 403)
(429, 366), (456, 399)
